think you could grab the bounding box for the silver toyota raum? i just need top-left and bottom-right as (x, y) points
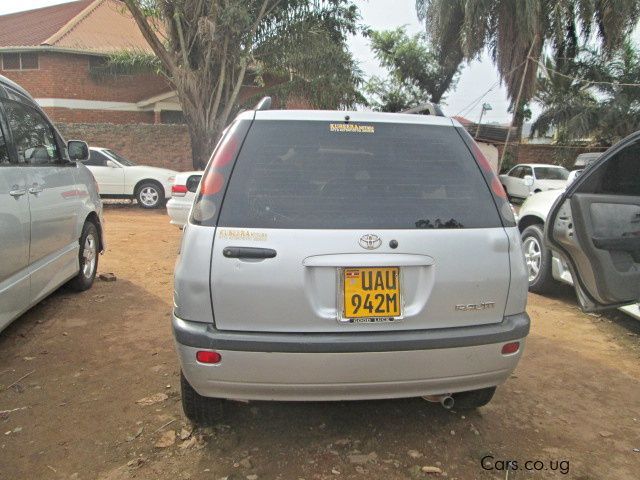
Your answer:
(173, 106), (529, 424)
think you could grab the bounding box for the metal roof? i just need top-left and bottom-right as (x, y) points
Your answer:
(0, 0), (154, 55)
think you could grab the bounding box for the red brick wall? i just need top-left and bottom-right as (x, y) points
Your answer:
(497, 143), (608, 171)
(56, 123), (193, 171)
(44, 107), (154, 124)
(0, 51), (171, 103)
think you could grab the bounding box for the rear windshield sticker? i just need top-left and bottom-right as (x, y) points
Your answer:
(329, 123), (375, 134)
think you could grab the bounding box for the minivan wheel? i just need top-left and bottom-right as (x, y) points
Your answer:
(68, 222), (99, 292)
(452, 387), (496, 409)
(136, 182), (164, 209)
(180, 371), (223, 426)
(521, 224), (555, 294)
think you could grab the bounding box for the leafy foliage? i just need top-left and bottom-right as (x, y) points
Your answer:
(364, 76), (431, 112)
(417, 0), (640, 112)
(90, 51), (163, 78)
(532, 42), (640, 145)
(123, 0), (363, 167)
(364, 28), (461, 111)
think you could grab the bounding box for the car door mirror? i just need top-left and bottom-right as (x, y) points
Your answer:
(106, 160), (118, 168)
(68, 140), (89, 161)
(523, 175), (534, 187)
(545, 133), (640, 311)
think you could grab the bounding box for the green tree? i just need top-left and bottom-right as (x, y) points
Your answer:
(364, 76), (429, 112)
(123, 0), (363, 168)
(364, 28), (461, 112)
(532, 42), (640, 145)
(417, 0), (640, 130)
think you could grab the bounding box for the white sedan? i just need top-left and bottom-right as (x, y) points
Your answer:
(83, 147), (177, 208)
(166, 171), (203, 227)
(499, 163), (569, 200)
(518, 188), (640, 320)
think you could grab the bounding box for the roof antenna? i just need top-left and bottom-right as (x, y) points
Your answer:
(254, 96), (272, 111)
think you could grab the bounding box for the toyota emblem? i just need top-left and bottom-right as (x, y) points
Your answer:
(359, 234), (382, 250)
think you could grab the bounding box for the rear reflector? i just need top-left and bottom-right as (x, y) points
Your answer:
(501, 342), (520, 355)
(172, 184), (188, 197)
(196, 350), (222, 364)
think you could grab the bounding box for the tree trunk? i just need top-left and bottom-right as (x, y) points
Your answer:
(183, 102), (223, 170)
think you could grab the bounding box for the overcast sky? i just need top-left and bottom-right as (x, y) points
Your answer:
(3, 0), (638, 123)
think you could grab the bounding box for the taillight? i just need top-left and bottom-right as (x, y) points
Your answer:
(190, 119), (251, 226)
(491, 176), (507, 199)
(171, 184), (188, 197)
(459, 128), (515, 226)
(471, 141), (493, 173)
(200, 172), (225, 196)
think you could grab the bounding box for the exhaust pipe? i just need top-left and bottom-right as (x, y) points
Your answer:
(440, 395), (455, 410)
(422, 394), (455, 410)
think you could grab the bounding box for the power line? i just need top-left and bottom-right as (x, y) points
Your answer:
(532, 57), (640, 87)
(454, 59), (528, 118)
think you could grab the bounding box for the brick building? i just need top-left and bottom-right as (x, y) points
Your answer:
(0, 0), (180, 125)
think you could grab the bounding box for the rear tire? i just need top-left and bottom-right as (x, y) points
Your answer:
(453, 387), (496, 409)
(521, 224), (555, 294)
(136, 181), (164, 209)
(68, 222), (99, 292)
(181, 371), (223, 426)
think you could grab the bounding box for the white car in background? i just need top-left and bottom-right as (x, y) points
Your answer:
(499, 163), (569, 200)
(83, 147), (177, 208)
(166, 171), (203, 227)
(518, 182), (640, 321)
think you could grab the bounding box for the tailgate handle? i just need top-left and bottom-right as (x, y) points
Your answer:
(223, 246), (277, 259)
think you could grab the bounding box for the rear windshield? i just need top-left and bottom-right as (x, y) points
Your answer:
(534, 166), (569, 180)
(218, 121), (502, 229)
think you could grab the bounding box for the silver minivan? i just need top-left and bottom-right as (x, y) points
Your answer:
(0, 75), (104, 332)
(173, 105), (530, 424)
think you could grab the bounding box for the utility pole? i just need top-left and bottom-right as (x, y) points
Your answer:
(475, 103), (492, 138)
(498, 37), (538, 172)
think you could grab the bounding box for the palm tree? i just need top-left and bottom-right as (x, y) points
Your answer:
(532, 42), (640, 145)
(417, 0), (640, 130)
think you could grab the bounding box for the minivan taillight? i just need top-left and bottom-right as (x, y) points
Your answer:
(471, 142), (507, 199)
(458, 127), (516, 227)
(172, 184), (188, 197)
(190, 119), (252, 226)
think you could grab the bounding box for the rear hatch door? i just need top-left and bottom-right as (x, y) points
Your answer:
(210, 115), (512, 333)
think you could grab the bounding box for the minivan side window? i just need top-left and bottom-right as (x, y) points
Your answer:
(2, 99), (60, 165)
(218, 121), (503, 229)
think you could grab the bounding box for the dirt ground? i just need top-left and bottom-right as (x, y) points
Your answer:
(1, 206), (639, 480)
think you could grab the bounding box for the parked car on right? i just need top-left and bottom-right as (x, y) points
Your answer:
(518, 136), (640, 320)
(500, 163), (569, 200)
(166, 171), (203, 228)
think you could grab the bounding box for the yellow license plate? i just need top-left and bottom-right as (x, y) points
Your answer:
(343, 267), (401, 318)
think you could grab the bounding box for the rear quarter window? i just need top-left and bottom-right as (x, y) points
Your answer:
(218, 121), (503, 229)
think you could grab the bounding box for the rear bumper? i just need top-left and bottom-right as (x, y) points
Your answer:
(173, 313), (529, 401)
(166, 198), (191, 227)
